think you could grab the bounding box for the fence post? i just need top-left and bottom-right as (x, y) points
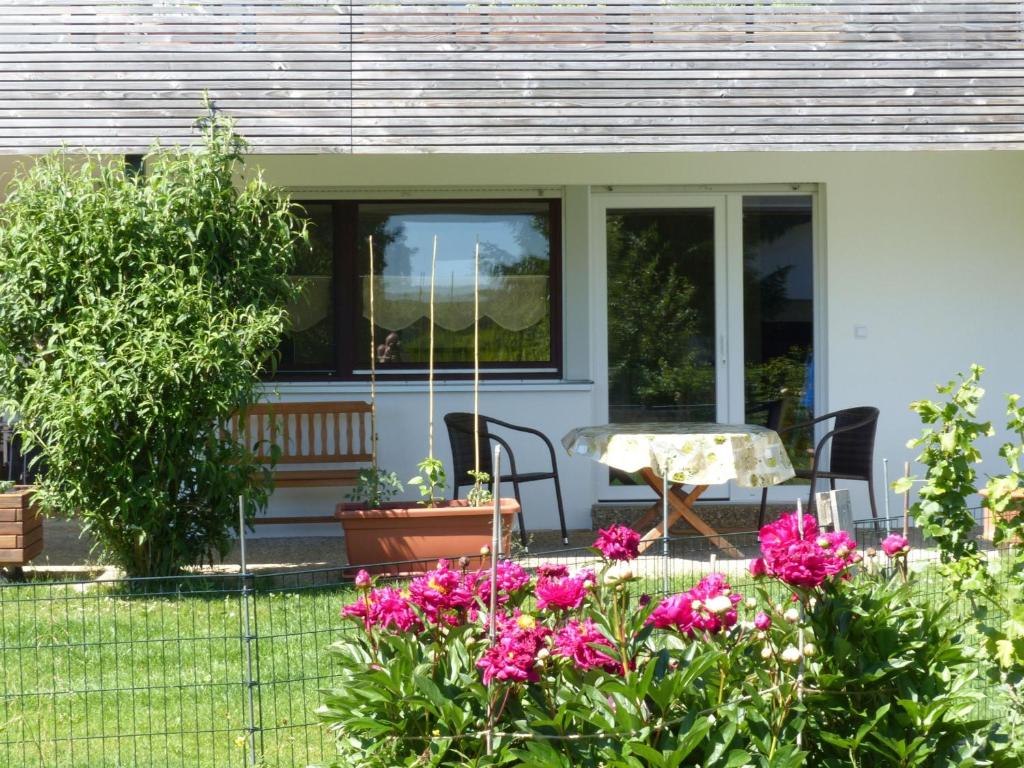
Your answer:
(239, 496), (260, 767)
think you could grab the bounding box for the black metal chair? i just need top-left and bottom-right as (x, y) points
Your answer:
(444, 412), (569, 549)
(758, 406), (880, 527)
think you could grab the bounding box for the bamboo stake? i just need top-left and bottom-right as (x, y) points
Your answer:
(474, 238), (481, 476)
(903, 461), (911, 540)
(428, 234), (437, 460)
(795, 498), (805, 752)
(368, 236), (378, 470)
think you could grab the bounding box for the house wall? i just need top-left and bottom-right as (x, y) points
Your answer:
(250, 149), (1024, 536)
(1, 149), (1020, 536)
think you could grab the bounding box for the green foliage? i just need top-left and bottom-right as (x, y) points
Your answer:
(0, 480), (14, 493)
(802, 575), (1008, 767)
(320, 558), (1013, 766)
(0, 107), (305, 577)
(409, 457), (447, 507)
(348, 467), (404, 510)
(894, 365), (993, 566)
(466, 470), (493, 507)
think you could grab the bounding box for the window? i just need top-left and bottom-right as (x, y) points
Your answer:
(277, 199), (561, 378)
(742, 194), (815, 476)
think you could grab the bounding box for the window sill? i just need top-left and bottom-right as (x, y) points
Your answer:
(260, 379), (594, 396)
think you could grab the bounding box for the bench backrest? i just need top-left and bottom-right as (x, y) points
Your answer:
(229, 401), (373, 466)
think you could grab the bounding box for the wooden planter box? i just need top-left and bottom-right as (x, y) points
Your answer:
(336, 498), (519, 573)
(980, 488), (1023, 544)
(0, 486), (43, 565)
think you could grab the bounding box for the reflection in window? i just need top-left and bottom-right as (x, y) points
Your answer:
(356, 202), (553, 368)
(743, 195), (814, 477)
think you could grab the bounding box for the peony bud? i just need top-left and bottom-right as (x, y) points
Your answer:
(354, 569), (371, 589)
(691, 599), (703, 611)
(780, 645), (802, 664)
(760, 645), (773, 660)
(802, 642), (817, 658)
(745, 597), (758, 609)
(754, 611), (772, 631)
(480, 545), (491, 557)
(816, 536), (832, 549)
(705, 595), (734, 615)
(783, 607), (800, 624)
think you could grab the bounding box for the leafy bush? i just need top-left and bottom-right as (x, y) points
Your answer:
(320, 516), (1013, 767)
(0, 109), (304, 577)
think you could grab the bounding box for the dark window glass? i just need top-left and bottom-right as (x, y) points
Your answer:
(743, 195), (814, 476)
(279, 203), (335, 373)
(276, 200), (559, 378)
(356, 202), (554, 370)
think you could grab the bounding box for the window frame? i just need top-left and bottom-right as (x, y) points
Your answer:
(272, 197), (564, 381)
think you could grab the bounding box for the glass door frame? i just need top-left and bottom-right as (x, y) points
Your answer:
(590, 192), (732, 502)
(590, 188), (824, 504)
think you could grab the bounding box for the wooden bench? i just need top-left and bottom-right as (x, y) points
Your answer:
(228, 401), (373, 525)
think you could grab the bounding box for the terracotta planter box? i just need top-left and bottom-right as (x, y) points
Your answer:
(0, 485), (44, 565)
(980, 488), (1023, 544)
(335, 498), (519, 573)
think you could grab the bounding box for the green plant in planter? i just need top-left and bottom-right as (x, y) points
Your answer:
(465, 469), (493, 507)
(348, 467), (404, 510)
(0, 480), (14, 493)
(409, 457), (446, 507)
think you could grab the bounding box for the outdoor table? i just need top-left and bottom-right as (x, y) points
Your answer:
(562, 422), (795, 558)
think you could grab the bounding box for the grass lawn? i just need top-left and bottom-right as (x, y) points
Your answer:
(0, 576), (356, 768)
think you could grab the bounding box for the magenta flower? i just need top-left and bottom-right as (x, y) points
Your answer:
(648, 573), (742, 637)
(881, 533), (910, 557)
(354, 569), (371, 589)
(552, 618), (621, 674)
(476, 612), (550, 685)
(594, 524), (641, 562)
(536, 563), (569, 579)
(754, 611), (772, 631)
(757, 511), (859, 590)
(341, 587), (420, 632)
(536, 572), (588, 612)
(408, 559), (466, 623)
(494, 560), (530, 594)
(749, 557), (767, 578)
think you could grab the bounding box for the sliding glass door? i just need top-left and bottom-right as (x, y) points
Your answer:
(592, 191), (816, 501)
(593, 194), (728, 499)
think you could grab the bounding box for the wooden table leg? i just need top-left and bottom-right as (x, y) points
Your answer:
(635, 468), (743, 558)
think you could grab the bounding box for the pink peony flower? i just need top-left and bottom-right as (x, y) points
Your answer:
(536, 572), (588, 612)
(493, 560), (531, 594)
(757, 511), (859, 590)
(552, 618), (621, 674)
(647, 573), (742, 637)
(749, 557), (767, 577)
(754, 611), (772, 631)
(594, 524), (641, 561)
(408, 559), (469, 623)
(536, 563), (569, 580)
(342, 587), (420, 632)
(476, 612), (550, 685)
(881, 533), (910, 557)
(354, 569), (371, 589)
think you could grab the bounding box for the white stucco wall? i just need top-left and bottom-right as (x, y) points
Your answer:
(250, 150), (1024, 535)
(4, 149), (1022, 535)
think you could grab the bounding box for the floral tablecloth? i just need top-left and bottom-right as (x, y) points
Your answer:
(561, 422), (795, 488)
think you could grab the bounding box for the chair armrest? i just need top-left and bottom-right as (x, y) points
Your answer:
(484, 417), (560, 476)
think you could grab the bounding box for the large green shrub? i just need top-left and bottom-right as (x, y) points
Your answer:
(0, 111), (304, 577)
